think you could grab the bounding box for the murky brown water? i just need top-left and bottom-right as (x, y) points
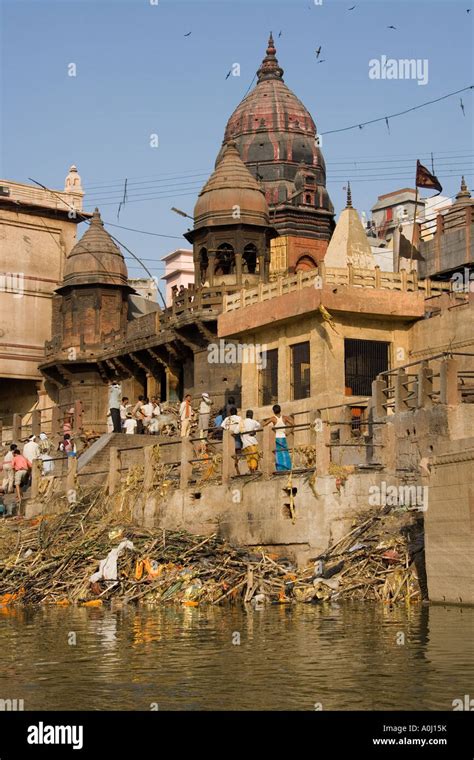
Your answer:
(0, 602), (472, 711)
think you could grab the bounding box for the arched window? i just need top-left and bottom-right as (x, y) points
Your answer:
(199, 247), (208, 284)
(243, 244), (258, 274)
(295, 254), (317, 272)
(215, 243), (235, 276)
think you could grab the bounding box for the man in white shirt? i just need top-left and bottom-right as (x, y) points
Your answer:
(141, 398), (154, 433)
(241, 410), (261, 473)
(120, 397), (131, 428)
(108, 381), (122, 433)
(23, 435), (40, 462)
(198, 393), (212, 434)
(179, 394), (194, 437)
(221, 406), (243, 475)
(2, 444), (16, 493)
(123, 414), (138, 434)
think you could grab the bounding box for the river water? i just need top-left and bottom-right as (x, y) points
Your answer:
(0, 602), (472, 711)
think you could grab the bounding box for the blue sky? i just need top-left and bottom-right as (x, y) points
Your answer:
(1, 0), (473, 285)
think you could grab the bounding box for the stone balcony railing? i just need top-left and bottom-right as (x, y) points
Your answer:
(223, 263), (452, 313)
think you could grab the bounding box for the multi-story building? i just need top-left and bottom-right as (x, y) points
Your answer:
(0, 166), (88, 421)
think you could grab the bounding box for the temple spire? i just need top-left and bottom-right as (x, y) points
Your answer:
(257, 32), (284, 82)
(346, 182), (352, 208)
(456, 175), (471, 201)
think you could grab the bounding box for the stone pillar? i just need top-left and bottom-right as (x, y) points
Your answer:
(315, 420), (330, 476)
(417, 362), (433, 409)
(30, 459), (43, 500)
(51, 406), (61, 436)
(146, 374), (160, 400)
(73, 400), (83, 435)
(12, 413), (22, 441)
(180, 438), (193, 490)
(193, 252), (200, 287)
(258, 252), (265, 281)
(208, 252), (216, 287)
(261, 425), (274, 479)
(395, 369), (410, 413)
(371, 376), (387, 420)
(108, 447), (121, 496)
(66, 454), (78, 501)
(440, 358), (459, 405)
(222, 428), (234, 485)
(143, 445), (155, 491)
(31, 410), (41, 437)
(235, 252), (243, 286)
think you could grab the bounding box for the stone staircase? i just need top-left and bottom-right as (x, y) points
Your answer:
(77, 432), (148, 485)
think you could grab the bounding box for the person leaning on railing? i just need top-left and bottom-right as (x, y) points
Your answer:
(262, 405), (294, 472)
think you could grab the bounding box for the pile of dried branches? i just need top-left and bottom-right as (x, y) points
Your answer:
(0, 491), (423, 607)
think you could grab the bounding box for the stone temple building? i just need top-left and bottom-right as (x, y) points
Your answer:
(216, 33), (335, 274)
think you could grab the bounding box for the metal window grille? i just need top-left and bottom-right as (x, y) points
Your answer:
(344, 339), (389, 396)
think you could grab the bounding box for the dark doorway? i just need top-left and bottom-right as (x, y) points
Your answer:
(259, 348), (278, 406)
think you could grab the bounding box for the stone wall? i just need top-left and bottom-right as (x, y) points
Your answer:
(132, 471), (383, 567)
(424, 437), (474, 604)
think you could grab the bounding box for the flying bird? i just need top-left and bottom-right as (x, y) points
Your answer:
(225, 70), (231, 80)
(467, 8), (471, 12)
(387, 25), (397, 29)
(315, 46), (322, 58)
(347, 5), (356, 9)
(460, 97), (466, 116)
(278, 30), (282, 37)
(184, 31), (192, 37)
(318, 59), (326, 63)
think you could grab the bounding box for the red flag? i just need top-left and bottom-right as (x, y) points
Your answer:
(416, 160), (442, 194)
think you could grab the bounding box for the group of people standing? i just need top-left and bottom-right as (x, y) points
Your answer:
(179, 393), (293, 474)
(108, 382), (164, 435)
(108, 381), (293, 472)
(1, 432), (56, 506)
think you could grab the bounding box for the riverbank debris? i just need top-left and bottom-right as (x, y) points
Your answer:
(0, 495), (423, 606)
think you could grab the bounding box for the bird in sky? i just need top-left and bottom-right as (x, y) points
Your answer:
(460, 97), (466, 116)
(318, 59), (326, 63)
(225, 70), (231, 80)
(184, 31), (192, 37)
(387, 25), (397, 29)
(347, 5), (356, 10)
(278, 30), (282, 37)
(467, 8), (471, 13)
(315, 46), (322, 58)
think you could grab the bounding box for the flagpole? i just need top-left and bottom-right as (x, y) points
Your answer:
(410, 174), (419, 267)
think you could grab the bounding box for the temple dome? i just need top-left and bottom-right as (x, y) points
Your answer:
(194, 141), (269, 228)
(216, 33), (332, 219)
(59, 208), (131, 290)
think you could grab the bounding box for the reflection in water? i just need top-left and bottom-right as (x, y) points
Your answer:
(0, 603), (472, 711)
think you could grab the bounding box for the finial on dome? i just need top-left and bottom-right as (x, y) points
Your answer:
(91, 207), (104, 226)
(346, 182), (352, 208)
(455, 175), (471, 202)
(257, 32), (284, 83)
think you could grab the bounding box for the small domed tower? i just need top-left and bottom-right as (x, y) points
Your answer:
(54, 208), (133, 353)
(184, 141), (277, 290)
